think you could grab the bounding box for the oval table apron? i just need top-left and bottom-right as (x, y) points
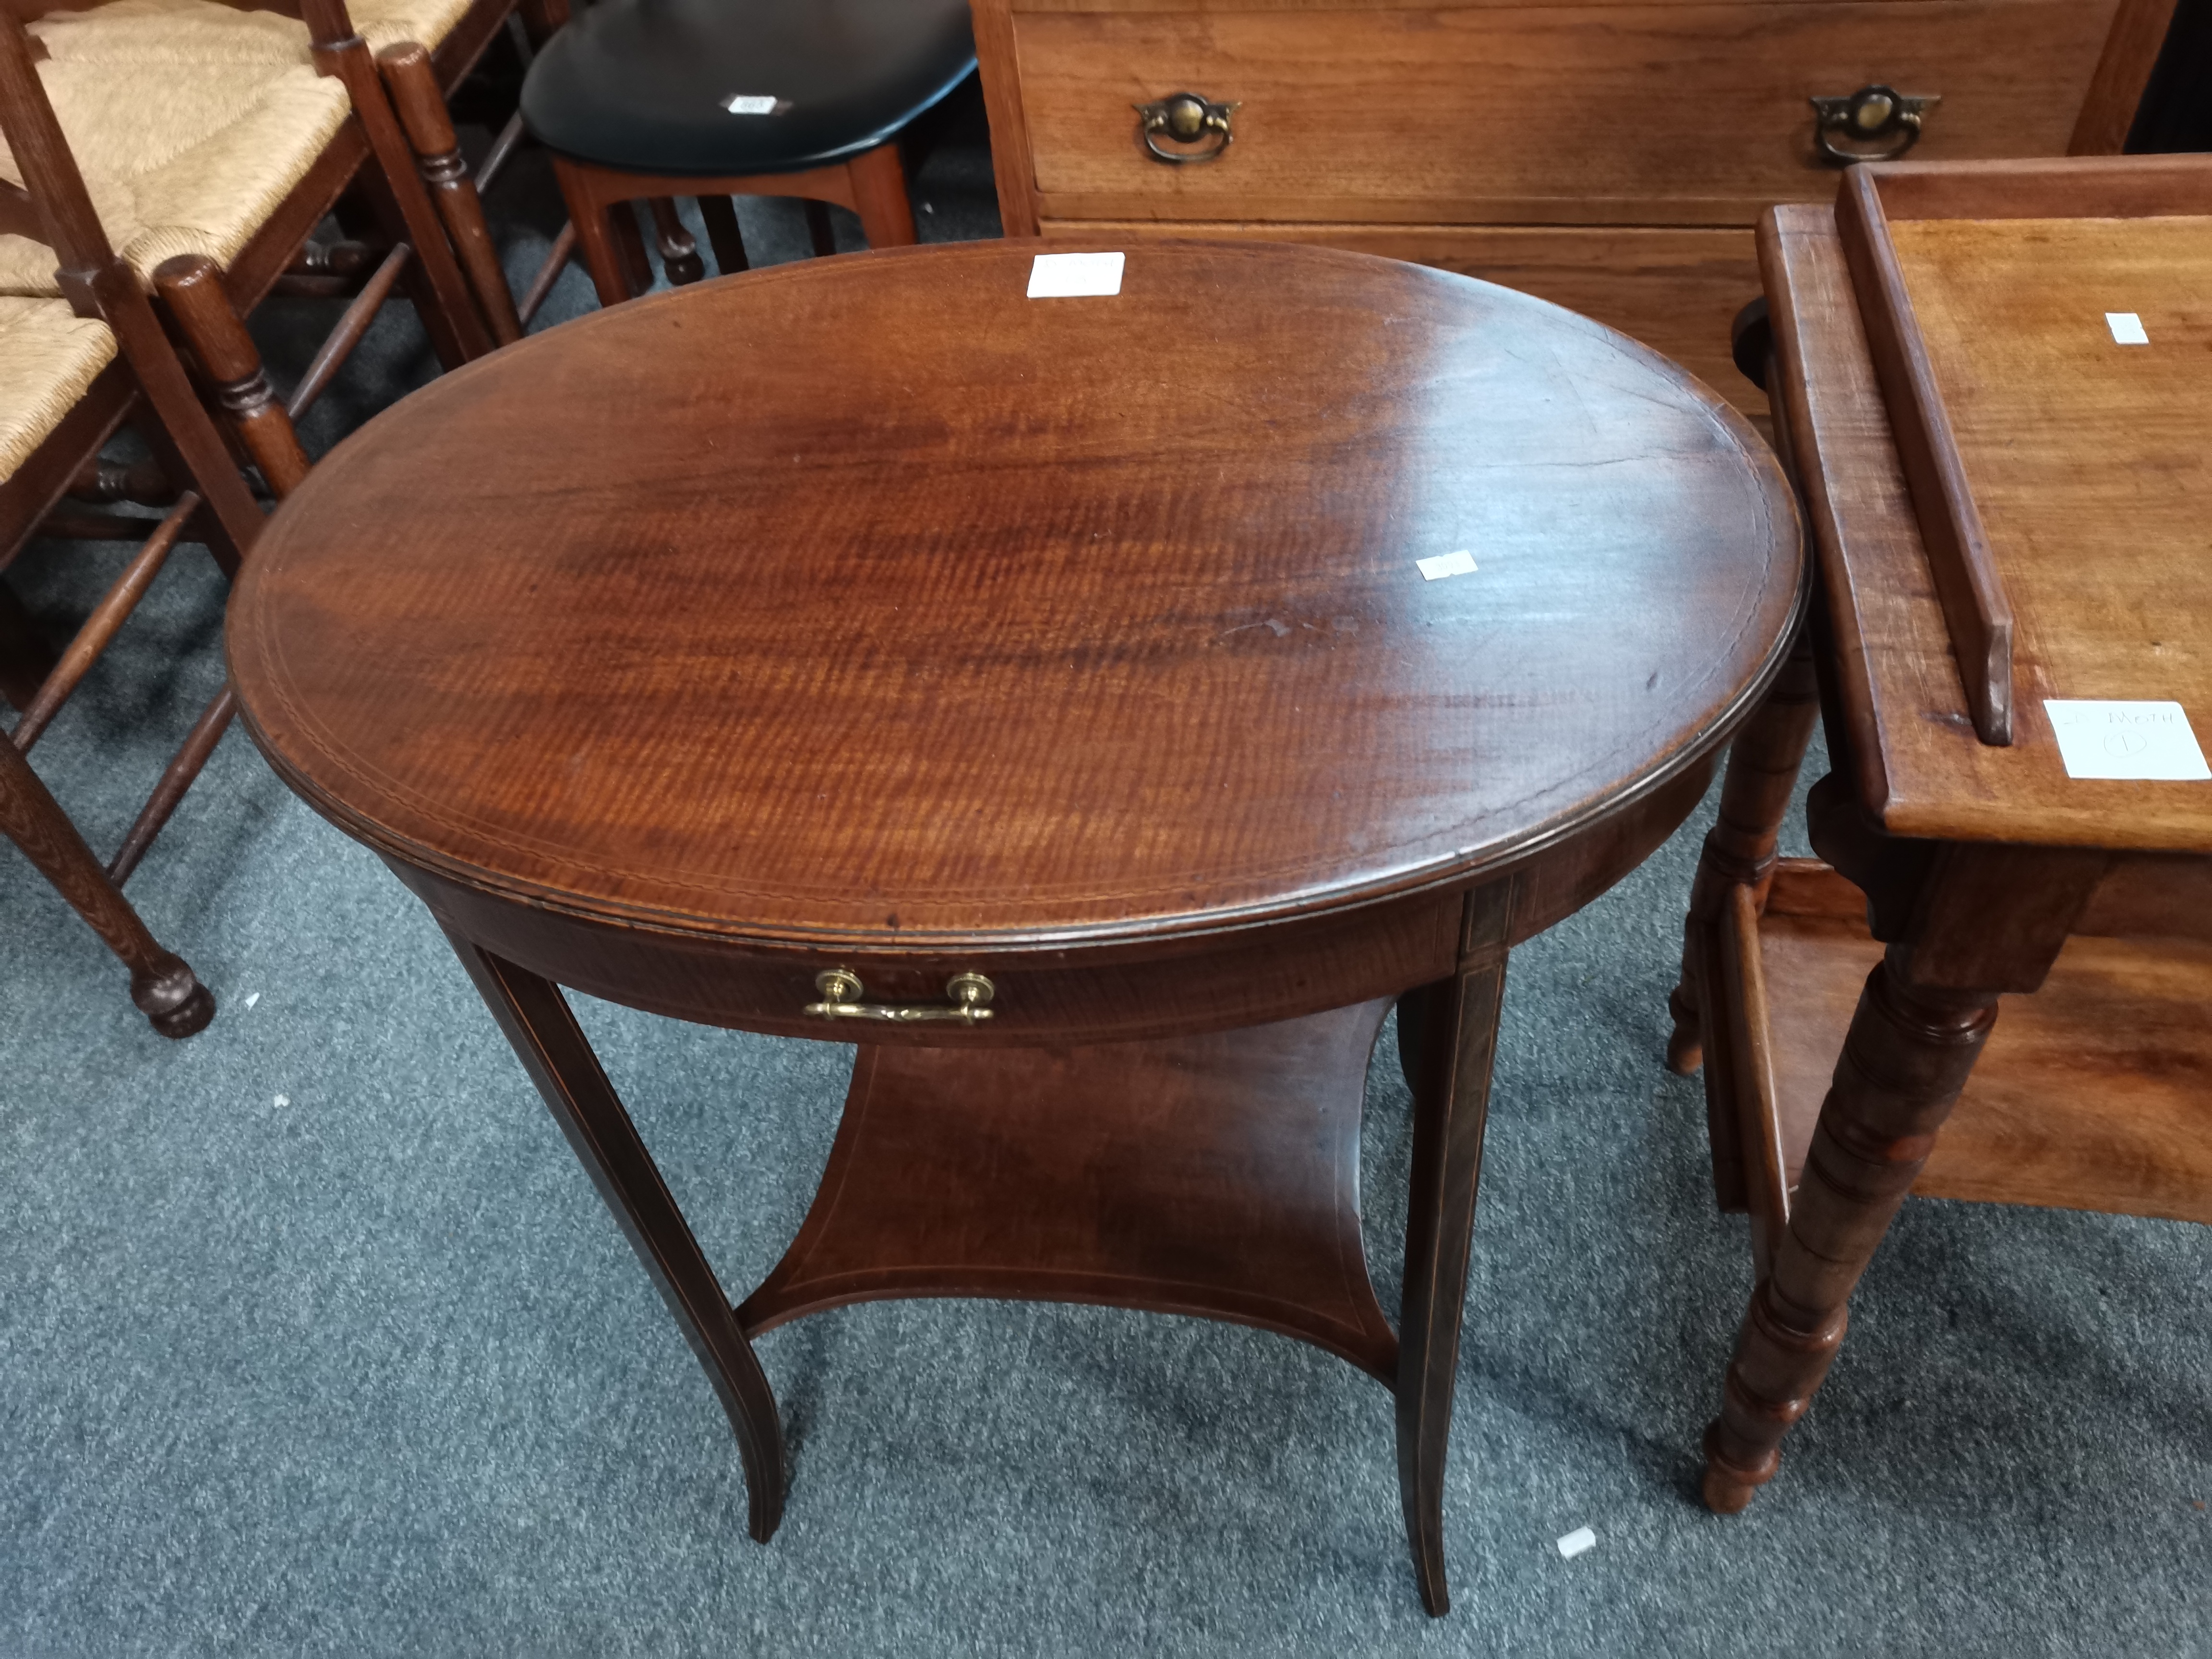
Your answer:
(226, 240), (1803, 1615)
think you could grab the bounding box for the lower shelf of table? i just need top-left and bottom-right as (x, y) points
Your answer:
(734, 998), (1403, 1383)
(1741, 859), (2212, 1226)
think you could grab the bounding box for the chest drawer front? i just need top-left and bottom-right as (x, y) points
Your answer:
(1014, 0), (2123, 226)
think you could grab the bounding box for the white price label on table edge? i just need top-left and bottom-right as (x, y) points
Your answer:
(1417, 550), (1478, 581)
(2044, 699), (2210, 780)
(1027, 252), (1124, 298)
(2106, 311), (2149, 345)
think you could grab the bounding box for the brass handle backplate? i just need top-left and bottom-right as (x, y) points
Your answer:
(805, 969), (996, 1023)
(1811, 85), (1939, 164)
(1135, 92), (1239, 164)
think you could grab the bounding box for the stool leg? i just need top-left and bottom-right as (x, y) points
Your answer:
(0, 736), (214, 1037)
(845, 142), (917, 248)
(550, 157), (636, 309)
(1396, 878), (1512, 1618)
(647, 198), (704, 285)
(441, 926), (787, 1543)
(697, 195), (748, 277)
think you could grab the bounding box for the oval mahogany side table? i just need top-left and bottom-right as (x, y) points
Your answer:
(225, 240), (1802, 1616)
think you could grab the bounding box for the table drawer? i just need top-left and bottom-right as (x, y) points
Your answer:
(1044, 219), (1765, 415)
(1013, 0), (2124, 227)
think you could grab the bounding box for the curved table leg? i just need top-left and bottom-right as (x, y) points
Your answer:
(440, 925), (787, 1542)
(1395, 879), (1513, 1617)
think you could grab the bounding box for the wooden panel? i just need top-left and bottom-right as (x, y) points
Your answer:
(1013, 1), (2122, 227)
(1756, 859), (2212, 1224)
(1044, 218), (1765, 415)
(1764, 200), (2212, 852)
(737, 999), (1402, 1381)
(1896, 213), (2212, 736)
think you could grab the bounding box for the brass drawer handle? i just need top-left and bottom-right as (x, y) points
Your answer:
(1135, 92), (1239, 165)
(805, 969), (996, 1023)
(1811, 84), (1939, 165)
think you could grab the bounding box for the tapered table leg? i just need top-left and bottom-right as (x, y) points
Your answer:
(1396, 880), (1512, 1617)
(441, 926), (786, 1541)
(0, 734), (212, 1036)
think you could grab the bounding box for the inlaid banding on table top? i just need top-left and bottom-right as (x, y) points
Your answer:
(229, 240), (1801, 943)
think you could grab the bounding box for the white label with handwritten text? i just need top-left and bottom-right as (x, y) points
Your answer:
(2044, 699), (2209, 780)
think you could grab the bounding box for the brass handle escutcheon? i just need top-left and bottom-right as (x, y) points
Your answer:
(805, 969), (996, 1023)
(1810, 85), (1939, 164)
(1135, 92), (1239, 165)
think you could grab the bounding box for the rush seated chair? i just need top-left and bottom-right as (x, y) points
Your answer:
(517, 0), (974, 306)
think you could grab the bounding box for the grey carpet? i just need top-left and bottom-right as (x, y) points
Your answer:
(3, 88), (2208, 1657)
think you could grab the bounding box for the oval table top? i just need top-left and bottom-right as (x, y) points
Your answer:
(228, 240), (1802, 953)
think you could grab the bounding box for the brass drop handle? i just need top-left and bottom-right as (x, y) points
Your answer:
(1135, 92), (1239, 165)
(1811, 84), (1939, 164)
(805, 969), (996, 1023)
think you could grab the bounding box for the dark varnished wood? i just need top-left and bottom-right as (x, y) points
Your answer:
(231, 242), (1799, 949)
(440, 926), (784, 1541)
(1396, 878), (1512, 1616)
(738, 997), (1403, 1380)
(549, 144), (918, 310)
(0, 725), (214, 1037)
(228, 240), (1803, 1611)
(377, 40), (525, 346)
(1679, 166), (2212, 1515)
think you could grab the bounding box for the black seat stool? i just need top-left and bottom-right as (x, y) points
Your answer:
(520, 0), (974, 305)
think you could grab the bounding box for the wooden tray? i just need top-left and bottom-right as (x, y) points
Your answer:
(1721, 860), (2212, 1245)
(1837, 155), (2212, 746)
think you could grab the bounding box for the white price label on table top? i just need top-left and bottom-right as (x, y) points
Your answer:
(2106, 311), (2150, 345)
(2044, 699), (2210, 780)
(1027, 252), (1124, 298)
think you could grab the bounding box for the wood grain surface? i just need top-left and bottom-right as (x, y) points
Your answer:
(228, 240), (1800, 952)
(1043, 220), (1766, 420)
(1764, 197), (2212, 849)
(1011, 0), (2123, 227)
(1755, 860), (2212, 1225)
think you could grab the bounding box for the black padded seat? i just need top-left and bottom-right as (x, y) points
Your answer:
(520, 0), (976, 178)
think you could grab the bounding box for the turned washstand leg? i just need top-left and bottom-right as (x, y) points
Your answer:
(1666, 630), (1819, 1076)
(1666, 632), (1819, 1213)
(1701, 946), (1995, 1511)
(1699, 843), (2101, 1512)
(1396, 879), (1512, 1617)
(0, 735), (214, 1036)
(440, 926), (787, 1540)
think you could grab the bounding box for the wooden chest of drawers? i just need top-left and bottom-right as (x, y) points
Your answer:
(971, 0), (2176, 415)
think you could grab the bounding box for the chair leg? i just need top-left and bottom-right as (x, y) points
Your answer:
(549, 157), (634, 308)
(845, 142), (918, 248)
(153, 256), (312, 500)
(376, 42), (524, 346)
(0, 734), (214, 1037)
(311, 34), (493, 365)
(0, 578), (56, 712)
(803, 199), (839, 259)
(697, 195), (747, 276)
(647, 198), (704, 285)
